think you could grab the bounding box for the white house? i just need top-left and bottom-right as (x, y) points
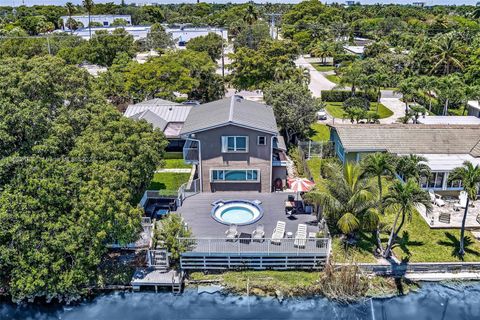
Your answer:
(61, 15), (132, 30)
(467, 101), (480, 118)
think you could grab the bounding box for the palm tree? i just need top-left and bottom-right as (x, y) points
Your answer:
(65, 2), (75, 34)
(415, 76), (437, 113)
(82, 0), (94, 38)
(311, 42), (333, 65)
(436, 75), (466, 116)
(449, 161), (480, 257)
(382, 179), (432, 258)
(430, 33), (464, 75)
(305, 162), (379, 237)
(395, 78), (417, 115)
(361, 152), (397, 252)
(396, 154), (431, 183)
(243, 4), (258, 49)
(337, 62), (363, 96)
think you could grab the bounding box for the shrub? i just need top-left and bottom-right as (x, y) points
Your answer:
(343, 97), (370, 111)
(333, 53), (357, 65)
(154, 214), (193, 263)
(321, 90), (376, 102)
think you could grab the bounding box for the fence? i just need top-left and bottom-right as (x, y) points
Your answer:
(297, 140), (334, 159)
(177, 178), (201, 206)
(355, 262), (480, 276)
(178, 237), (330, 256)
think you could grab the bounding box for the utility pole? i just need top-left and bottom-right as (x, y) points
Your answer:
(265, 13), (281, 39)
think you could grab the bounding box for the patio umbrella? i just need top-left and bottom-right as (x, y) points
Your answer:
(288, 177), (315, 201)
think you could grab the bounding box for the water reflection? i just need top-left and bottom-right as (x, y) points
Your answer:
(1, 283), (480, 320)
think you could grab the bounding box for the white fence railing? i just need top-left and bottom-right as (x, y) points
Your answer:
(178, 237), (330, 256)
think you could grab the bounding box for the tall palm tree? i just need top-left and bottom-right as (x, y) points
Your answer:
(337, 62), (363, 96)
(305, 162), (379, 237)
(65, 2), (75, 34)
(82, 0), (94, 38)
(415, 76), (437, 113)
(430, 33), (464, 75)
(449, 161), (480, 257)
(243, 4), (258, 49)
(395, 78), (417, 115)
(436, 74), (466, 116)
(311, 42), (333, 65)
(396, 154), (431, 183)
(382, 179), (432, 258)
(361, 152), (397, 252)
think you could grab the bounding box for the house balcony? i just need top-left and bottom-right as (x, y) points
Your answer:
(272, 150), (287, 167)
(183, 139), (199, 165)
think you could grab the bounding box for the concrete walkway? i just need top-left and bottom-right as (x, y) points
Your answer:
(155, 168), (192, 173)
(379, 91), (406, 124)
(295, 56), (336, 97)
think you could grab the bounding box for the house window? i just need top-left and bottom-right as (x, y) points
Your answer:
(221, 136), (248, 152)
(449, 179), (463, 188)
(103, 21), (109, 26)
(257, 136), (266, 145)
(211, 169), (259, 182)
(423, 172), (445, 189)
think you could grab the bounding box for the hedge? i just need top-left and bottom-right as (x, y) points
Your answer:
(321, 90), (377, 102)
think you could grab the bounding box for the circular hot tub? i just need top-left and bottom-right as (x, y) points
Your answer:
(211, 200), (263, 225)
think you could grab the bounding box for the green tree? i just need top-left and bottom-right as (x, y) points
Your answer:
(306, 162), (379, 237)
(449, 162), (480, 257)
(154, 214), (193, 263)
(382, 179), (432, 258)
(234, 21), (270, 51)
(396, 154), (431, 182)
(264, 82), (320, 144)
(86, 28), (136, 66)
(436, 75), (466, 116)
(187, 32), (224, 61)
(83, 0), (95, 38)
(337, 62), (363, 95)
(430, 32), (465, 75)
(111, 18), (128, 26)
(141, 23), (175, 52)
(65, 2), (76, 33)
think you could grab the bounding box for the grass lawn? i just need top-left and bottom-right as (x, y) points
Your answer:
(325, 74), (342, 84)
(306, 158), (322, 183)
(325, 102), (393, 119)
(309, 123), (330, 142)
(163, 159), (191, 169)
(312, 64), (335, 72)
(148, 172), (190, 193)
(331, 235), (378, 263)
(382, 209), (480, 263)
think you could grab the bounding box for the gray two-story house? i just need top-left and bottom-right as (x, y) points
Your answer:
(181, 96), (287, 193)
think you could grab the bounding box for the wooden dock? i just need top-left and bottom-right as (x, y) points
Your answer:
(131, 268), (183, 293)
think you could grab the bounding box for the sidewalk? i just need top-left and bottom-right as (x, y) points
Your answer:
(295, 56), (336, 97)
(379, 91), (406, 124)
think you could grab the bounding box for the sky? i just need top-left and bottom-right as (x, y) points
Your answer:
(1, 0), (478, 6)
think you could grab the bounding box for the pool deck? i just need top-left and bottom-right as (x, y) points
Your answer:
(176, 192), (320, 238)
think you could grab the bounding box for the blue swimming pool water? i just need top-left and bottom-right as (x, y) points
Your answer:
(1, 283), (480, 320)
(220, 206), (255, 224)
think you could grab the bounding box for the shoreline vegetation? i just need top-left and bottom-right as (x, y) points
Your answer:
(187, 267), (418, 302)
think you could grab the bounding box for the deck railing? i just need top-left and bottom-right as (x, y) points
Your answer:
(178, 237), (330, 256)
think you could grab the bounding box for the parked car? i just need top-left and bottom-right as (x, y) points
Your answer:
(317, 110), (328, 120)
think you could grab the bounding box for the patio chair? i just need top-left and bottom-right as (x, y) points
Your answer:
(429, 189), (445, 207)
(294, 224), (308, 248)
(454, 191), (468, 211)
(225, 225), (238, 240)
(252, 224), (265, 242)
(271, 221), (286, 244)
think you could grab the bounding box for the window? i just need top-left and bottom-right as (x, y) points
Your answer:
(211, 169), (259, 182)
(103, 21), (109, 26)
(221, 136), (248, 152)
(423, 172), (445, 189)
(449, 179), (463, 188)
(257, 136), (266, 145)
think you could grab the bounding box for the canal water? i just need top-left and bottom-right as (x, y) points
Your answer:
(1, 283), (480, 319)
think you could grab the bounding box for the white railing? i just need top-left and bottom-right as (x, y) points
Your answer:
(272, 160), (288, 166)
(178, 237), (330, 256)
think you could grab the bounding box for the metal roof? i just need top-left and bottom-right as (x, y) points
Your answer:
(330, 124), (480, 157)
(181, 96), (279, 135)
(124, 99), (191, 122)
(417, 116), (480, 125)
(129, 110), (168, 131)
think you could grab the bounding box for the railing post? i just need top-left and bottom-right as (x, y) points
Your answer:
(267, 240), (270, 256)
(208, 239), (211, 256)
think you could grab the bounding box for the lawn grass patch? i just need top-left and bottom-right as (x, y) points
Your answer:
(306, 158), (322, 183)
(325, 74), (342, 84)
(325, 102), (393, 119)
(312, 64), (335, 72)
(331, 235), (378, 263)
(309, 123), (330, 142)
(148, 172), (190, 193)
(382, 209), (480, 262)
(163, 159), (191, 169)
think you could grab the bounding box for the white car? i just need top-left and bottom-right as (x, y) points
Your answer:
(317, 110), (328, 120)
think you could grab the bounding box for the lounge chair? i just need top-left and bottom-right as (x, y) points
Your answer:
(454, 191), (468, 211)
(271, 221), (286, 244)
(252, 224), (265, 241)
(429, 189), (445, 207)
(294, 224), (308, 248)
(225, 225), (238, 240)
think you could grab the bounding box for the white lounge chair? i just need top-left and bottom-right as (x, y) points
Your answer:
(429, 189), (445, 207)
(252, 224), (265, 241)
(454, 191), (468, 211)
(225, 225), (238, 240)
(294, 224), (308, 248)
(271, 221), (286, 244)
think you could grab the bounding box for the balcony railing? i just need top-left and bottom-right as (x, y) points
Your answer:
(178, 237), (330, 256)
(183, 147), (199, 164)
(272, 160), (288, 166)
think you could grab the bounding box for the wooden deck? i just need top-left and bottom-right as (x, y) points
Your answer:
(417, 201), (480, 229)
(131, 268), (183, 292)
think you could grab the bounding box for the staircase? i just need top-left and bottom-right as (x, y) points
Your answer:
(148, 249), (169, 270)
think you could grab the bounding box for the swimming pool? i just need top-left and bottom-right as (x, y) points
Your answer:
(211, 200), (263, 225)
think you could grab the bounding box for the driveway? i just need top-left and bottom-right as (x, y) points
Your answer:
(295, 56), (336, 97)
(379, 90), (406, 124)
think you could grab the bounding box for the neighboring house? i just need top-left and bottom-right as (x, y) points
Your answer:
(181, 96), (287, 193)
(467, 101), (480, 118)
(343, 45), (365, 57)
(124, 99), (193, 151)
(417, 116), (480, 125)
(61, 15), (132, 30)
(329, 124), (480, 192)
